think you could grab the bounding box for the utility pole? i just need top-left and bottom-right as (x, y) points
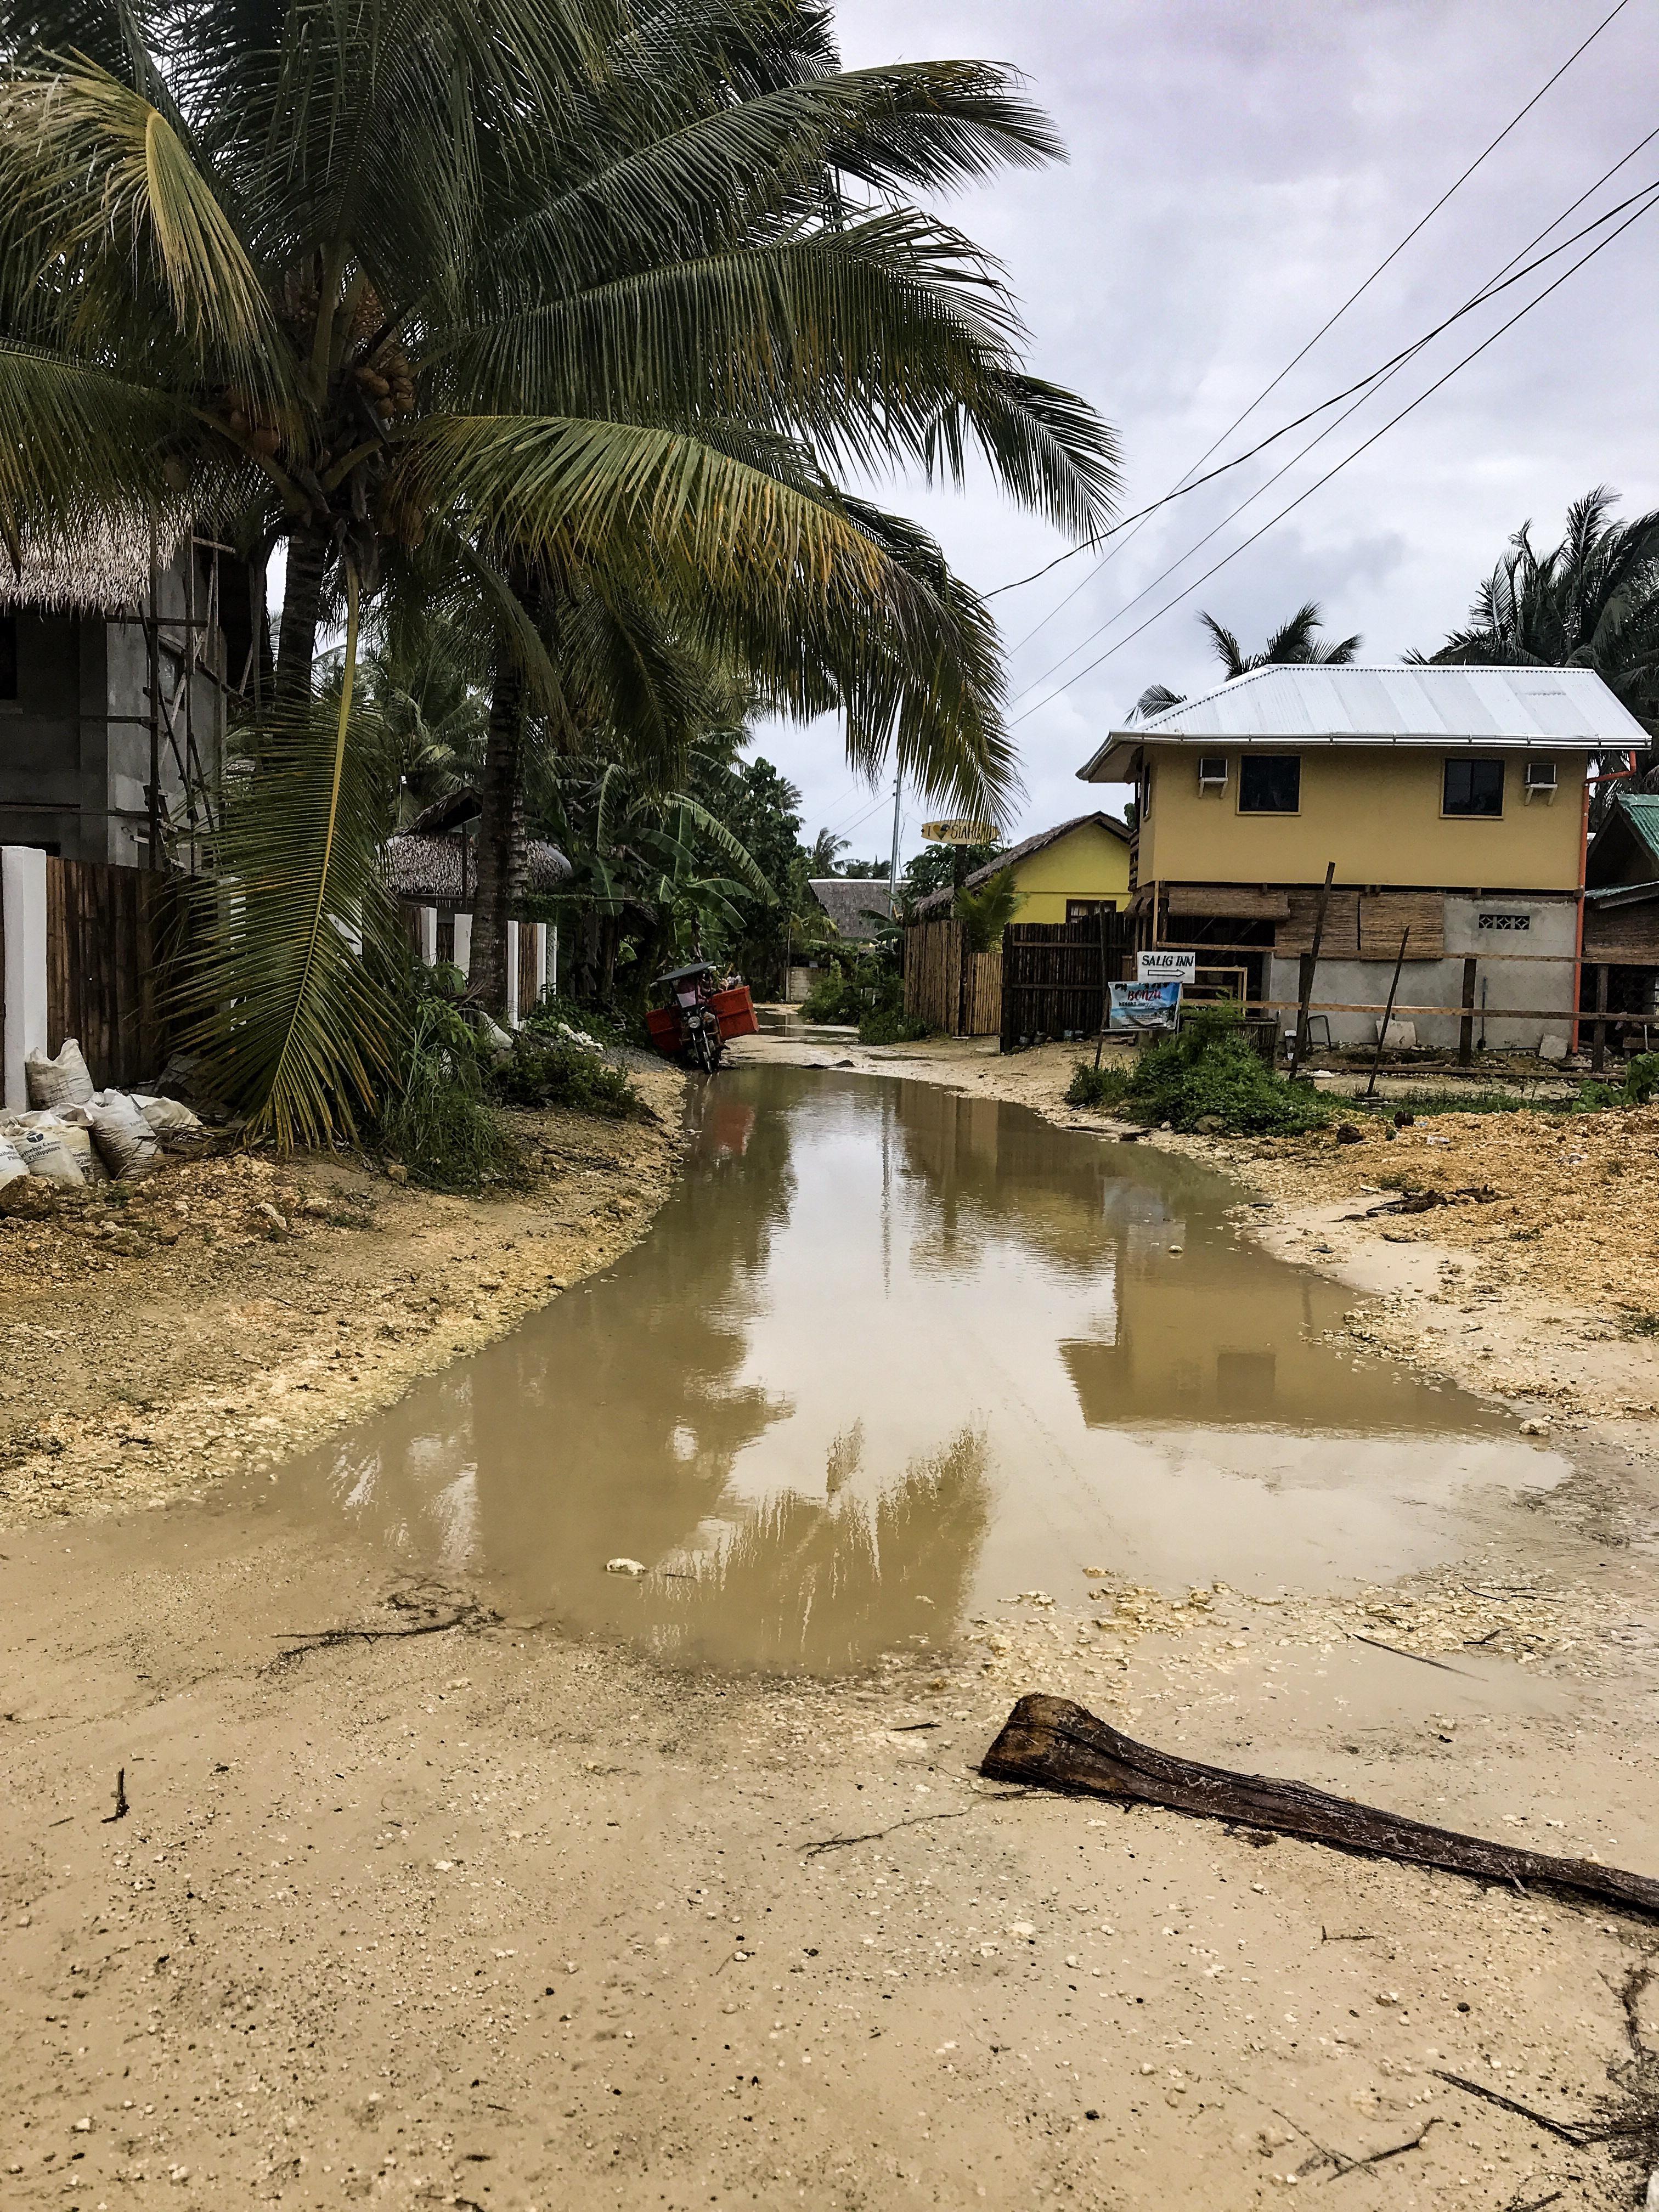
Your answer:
(887, 766), (902, 919)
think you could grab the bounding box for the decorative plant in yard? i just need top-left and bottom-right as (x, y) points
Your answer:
(953, 866), (1024, 954)
(0, 0), (1118, 1136)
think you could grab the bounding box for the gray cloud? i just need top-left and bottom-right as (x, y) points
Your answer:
(753, 0), (1658, 856)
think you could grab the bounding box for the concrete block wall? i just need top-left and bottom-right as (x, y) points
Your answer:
(1267, 893), (1577, 1052)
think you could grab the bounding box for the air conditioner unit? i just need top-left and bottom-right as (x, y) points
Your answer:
(1524, 758), (1558, 799)
(1197, 755), (1228, 790)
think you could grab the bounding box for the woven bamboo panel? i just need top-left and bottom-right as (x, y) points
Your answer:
(518, 922), (540, 1014)
(904, 919), (962, 1032)
(1277, 887), (1446, 959)
(1583, 905), (1659, 962)
(1165, 884), (1291, 921)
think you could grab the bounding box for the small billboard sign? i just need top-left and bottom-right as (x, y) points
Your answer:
(1109, 979), (1183, 1031)
(1137, 948), (1197, 983)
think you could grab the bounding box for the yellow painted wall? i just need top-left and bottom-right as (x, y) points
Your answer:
(1007, 819), (1132, 923)
(1137, 748), (1585, 890)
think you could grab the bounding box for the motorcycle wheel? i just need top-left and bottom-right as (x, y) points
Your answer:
(692, 1025), (715, 1074)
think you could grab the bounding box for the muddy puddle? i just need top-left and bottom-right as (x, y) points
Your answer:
(256, 1067), (1567, 1673)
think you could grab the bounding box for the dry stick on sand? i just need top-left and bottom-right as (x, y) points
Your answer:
(980, 1695), (1659, 1917)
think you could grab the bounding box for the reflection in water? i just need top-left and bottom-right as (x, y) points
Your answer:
(272, 1066), (1565, 1669)
(641, 1430), (989, 1673)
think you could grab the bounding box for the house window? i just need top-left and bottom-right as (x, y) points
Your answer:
(1443, 757), (1504, 816)
(1238, 755), (1300, 813)
(1067, 900), (1116, 924)
(0, 614), (16, 701)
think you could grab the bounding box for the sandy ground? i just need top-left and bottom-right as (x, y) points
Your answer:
(9, 1031), (1659, 2209)
(0, 1061), (685, 1524)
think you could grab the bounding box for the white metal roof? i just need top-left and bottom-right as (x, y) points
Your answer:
(1077, 663), (1647, 782)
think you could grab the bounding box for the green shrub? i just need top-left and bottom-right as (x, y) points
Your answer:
(494, 1035), (647, 1120)
(801, 961), (860, 1023)
(859, 1007), (930, 1046)
(377, 993), (522, 1192)
(1087, 1004), (1334, 1135)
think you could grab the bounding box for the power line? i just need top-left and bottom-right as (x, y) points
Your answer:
(991, 0), (1637, 636)
(1008, 186), (1659, 730)
(1006, 175), (1659, 710)
(983, 165), (1657, 644)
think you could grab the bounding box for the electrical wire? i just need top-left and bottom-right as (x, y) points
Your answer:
(1006, 184), (1659, 730)
(1008, 175), (1659, 709)
(983, 163), (1659, 639)
(991, 1), (1639, 633)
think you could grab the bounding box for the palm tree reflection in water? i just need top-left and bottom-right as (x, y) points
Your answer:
(638, 1429), (990, 1675)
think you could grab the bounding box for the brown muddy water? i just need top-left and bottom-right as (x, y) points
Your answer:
(262, 1066), (1565, 1673)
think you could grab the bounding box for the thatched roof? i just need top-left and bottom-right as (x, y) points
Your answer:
(0, 522), (156, 613)
(808, 876), (895, 940)
(910, 811), (1130, 918)
(385, 830), (571, 907)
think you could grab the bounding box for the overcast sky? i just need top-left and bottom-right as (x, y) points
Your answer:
(751, 0), (1658, 866)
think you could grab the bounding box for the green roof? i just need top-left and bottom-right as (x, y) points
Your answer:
(1613, 794), (1659, 868)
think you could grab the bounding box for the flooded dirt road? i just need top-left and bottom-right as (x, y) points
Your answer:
(272, 1066), (1562, 1671)
(7, 1065), (1659, 2212)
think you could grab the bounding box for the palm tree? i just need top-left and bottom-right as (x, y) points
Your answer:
(1421, 487), (1659, 741)
(1133, 602), (1362, 720)
(808, 828), (851, 876)
(953, 866), (1023, 954)
(1, 0), (1120, 1108)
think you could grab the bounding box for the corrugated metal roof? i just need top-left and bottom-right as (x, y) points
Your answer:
(1609, 793), (1659, 868)
(1079, 664), (1647, 781)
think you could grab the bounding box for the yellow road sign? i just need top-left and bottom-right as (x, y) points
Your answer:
(921, 819), (996, 845)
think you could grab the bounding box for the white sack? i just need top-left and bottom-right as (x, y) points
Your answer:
(133, 1093), (202, 1139)
(25, 1037), (94, 1112)
(15, 1122), (85, 1184)
(88, 1091), (160, 1181)
(0, 1131), (26, 1189)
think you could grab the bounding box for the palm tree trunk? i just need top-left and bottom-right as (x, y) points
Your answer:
(275, 523), (331, 708)
(470, 650), (526, 1013)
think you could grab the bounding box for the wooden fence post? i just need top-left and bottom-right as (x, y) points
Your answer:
(1292, 861), (1336, 1070)
(1458, 957), (1479, 1065)
(1363, 927), (1411, 1101)
(1592, 963), (1609, 1074)
(1093, 906), (1112, 1071)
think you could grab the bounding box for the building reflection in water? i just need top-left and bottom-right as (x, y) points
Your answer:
(276, 1066), (1562, 1667)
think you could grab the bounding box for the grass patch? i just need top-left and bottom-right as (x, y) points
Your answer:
(1065, 1060), (1132, 1111)
(1069, 1006), (1335, 1135)
(522, 993), (636, 1052)
(858, 1007), (930, 1046)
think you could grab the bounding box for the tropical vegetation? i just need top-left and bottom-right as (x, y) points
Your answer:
(0, 0), (1118, 1141)
(1133, 602), (1362, 721)
(1419, 487), (1659, 743)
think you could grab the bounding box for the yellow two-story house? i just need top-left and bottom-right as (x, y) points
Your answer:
(1077, 664), (1648, 1052)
